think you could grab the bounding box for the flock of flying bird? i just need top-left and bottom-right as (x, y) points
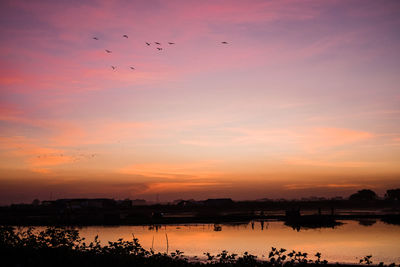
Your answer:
(36, 152), (98, 163)
(32, 36), (229, 163)
(92, 34), (229, 71)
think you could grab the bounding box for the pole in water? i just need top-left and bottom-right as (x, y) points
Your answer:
(165, 232), (169, 254)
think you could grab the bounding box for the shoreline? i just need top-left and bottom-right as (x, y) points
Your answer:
(1, 214), (399, 227)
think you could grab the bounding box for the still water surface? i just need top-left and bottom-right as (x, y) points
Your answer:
(77, 220), (400, 264)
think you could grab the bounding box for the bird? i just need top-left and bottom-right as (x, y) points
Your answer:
(157, 47), (162, 50)
(111, 66), (116, 70)
(155, 42), (161, 45)
(146, 42), (151, 46)
(168, 42), (175, 45)
(123, 34), (128, 38)
(221, 41), (228, 44)
(93, 37), (98, 40)
(105, 49), (112, 53)
(130, 66), (135, 70)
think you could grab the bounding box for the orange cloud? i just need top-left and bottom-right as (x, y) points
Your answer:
(141, 181), (229, 194)
(0, 136), (73, 173)
(48, 120), (152, 147)
(119, 161), (223, 179)
(28, 154), (73, 168)
(312, 127), (373, 146)
(179, 126), (373, 151)
(284, 183), (368, 191)
(293, 127), (375, 153)
(284, 158), (372, 168)
(30, 168), (51, 174)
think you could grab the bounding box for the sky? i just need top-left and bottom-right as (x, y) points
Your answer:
(0, 0), (399, 204)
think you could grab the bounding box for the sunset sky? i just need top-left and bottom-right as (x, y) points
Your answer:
(1, 0), (399, 204)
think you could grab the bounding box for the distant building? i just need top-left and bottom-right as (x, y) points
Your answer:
(175, 199), (200, 207)
(132, 199), (147, 206)
(301, 196), (327, 201)
(203, 198), (234, 207)
(56, 198), (116, 209)
(118, 199), (132, 208)
(172, 199), (184, 205)
(31, 199), (40, 206)
(257, 198), (273, 202)
(41, 200), (56, 207)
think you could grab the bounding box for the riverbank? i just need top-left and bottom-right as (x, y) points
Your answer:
(1, 198), (399, 226)
(1, 206), (400, 227)
(1, 213), (399, 228)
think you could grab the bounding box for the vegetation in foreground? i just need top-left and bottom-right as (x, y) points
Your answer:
(0, 226), (398, 267)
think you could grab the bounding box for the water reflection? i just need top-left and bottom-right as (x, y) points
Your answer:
(78, 220), (400, 264)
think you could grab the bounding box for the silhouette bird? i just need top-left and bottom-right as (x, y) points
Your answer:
(130, 66), (135, 70)
(157, 47), (162, 50)
(146, 42), (151, 46)
(93, 37), (98, 40)
(123, 34), (128, 38)
(111, 66), (116, 70)
(221, 41), (228, 44)
(105, 49), (112, 53)
(155, 42), (161, 45)
(168, 42), (175, 45)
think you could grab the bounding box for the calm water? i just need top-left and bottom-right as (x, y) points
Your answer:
(76, 220), (400, 264)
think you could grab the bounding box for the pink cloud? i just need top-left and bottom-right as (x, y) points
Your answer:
(0, 0), (326, 97)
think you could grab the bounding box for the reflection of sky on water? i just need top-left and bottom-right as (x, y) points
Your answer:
(77, 220), (400, 264)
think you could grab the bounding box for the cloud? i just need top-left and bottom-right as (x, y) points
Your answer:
(48, 120), (153, 147)
(284, 157), (373, 168)
(0, 136), (73, 173)
(299, 127), (374, 152)
(140, 181), (229, 194)
(179, 126), (374, 151)
(118, 161), (223, 180)
(283, 183), (371, 191)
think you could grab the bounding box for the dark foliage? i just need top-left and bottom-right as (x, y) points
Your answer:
(349, 190), (378, 201)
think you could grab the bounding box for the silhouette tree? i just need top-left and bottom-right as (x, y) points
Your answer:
(385, 189), (400, 201)
(31, 198), (40, 206)
(349, 189), (378, 201)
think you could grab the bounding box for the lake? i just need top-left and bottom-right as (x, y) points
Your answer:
(73, 220), (400, 264)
